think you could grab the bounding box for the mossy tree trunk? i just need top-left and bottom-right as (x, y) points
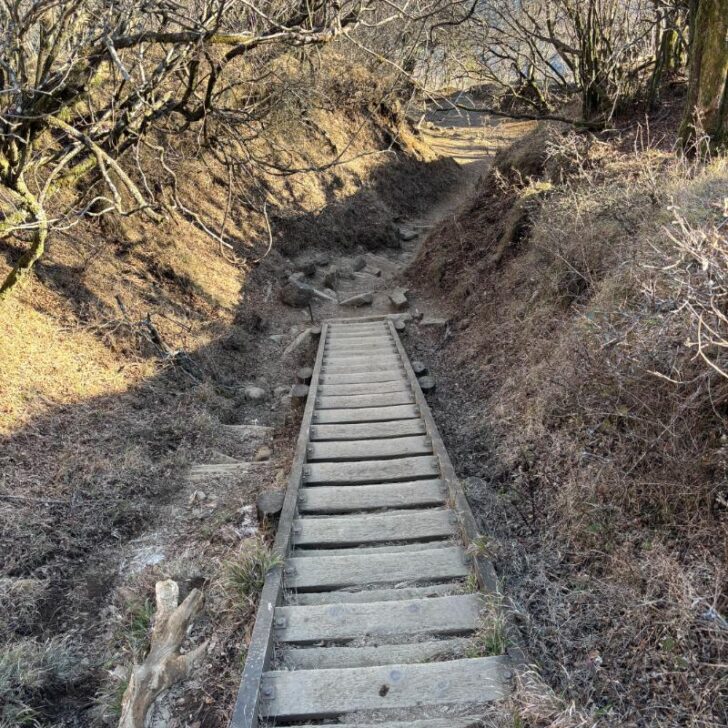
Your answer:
(679, 0), (728, 152)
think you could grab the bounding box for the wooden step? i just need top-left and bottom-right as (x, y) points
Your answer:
(308, 435), (431, 461)
(310, 420), (426, 441)
(298, 479), (446, 514)
(320, 370), (407, 385)
(324, 351), (400, 363)
(291, 719), (485, 728)
(293, 509), (453, 546)
(316, 391), (414, 410)
(280, 638), (471, 669)
(285, 546), (468, 591)
(326, 333), (394, 349)
(259, 656), (509, 720)
(275, 594), (481, 644)
(312, 404), (419, 424)
(292, 541), (455, 558)
(317, 380), (409, 396)
(288, 581), (465, 605)
(291, 583), (464, 606)
(304, 456), (439, 485)
(322, 361), (403, 374)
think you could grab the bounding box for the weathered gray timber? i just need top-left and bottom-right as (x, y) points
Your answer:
(292, 508), (453, 546)
(230, 316), (510, 728)
(312, 404), (419, 424)
(275, 594), (482, 643)
(317, 380), (409, 395)
(298, 479), (446, 513)
(309, 420), (426, 440)
(315, 391), (414, 409)
(279, 639), (470, 669)
(304, 455), (439, 484)
(285, 546), (469, 590)
(307, 434), (432, 460)
(259, 656), (509, 720)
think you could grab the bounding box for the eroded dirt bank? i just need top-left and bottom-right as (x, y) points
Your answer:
(405, 116), (728, 726)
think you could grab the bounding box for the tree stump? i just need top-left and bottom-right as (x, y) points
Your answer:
(411, 360), (428, 377)
(419, 375), (436, 392)
(291, 384), (309, 409)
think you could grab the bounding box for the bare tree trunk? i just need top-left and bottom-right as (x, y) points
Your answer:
(679, 0), (728, 152)
(0, 180), (48, 302)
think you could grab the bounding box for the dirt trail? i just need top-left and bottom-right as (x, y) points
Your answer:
(301, 105), (532, 322)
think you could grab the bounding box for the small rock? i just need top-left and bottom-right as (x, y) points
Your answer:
(269, 334), (285, 344)
(257, 490), (285, 521)
(398, 226), (419, 241)
(340, 292), (373, 307)
(351, 255), (366, 271)
(245, 385), (267, 401)
(254, 445), (272, 462)
(339, 265), (355, 280)
(314, 254), (331, 267)
(419, 375), (436, 392)
(295, 259), (316, 277)
(412, 360), (428, 377)
(274, 385), (289, 397)
(280, 279), (313, 307)
(297, 366), (313, 384)
(388, 288), (409, 310)
(323, 266), (339, 290)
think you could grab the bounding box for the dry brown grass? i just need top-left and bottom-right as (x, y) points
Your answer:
(412, 117), (728, 726)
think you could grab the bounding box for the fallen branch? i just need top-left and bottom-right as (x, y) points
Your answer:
(118, 580), (207, 728)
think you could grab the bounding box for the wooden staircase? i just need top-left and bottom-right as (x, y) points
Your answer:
(230, 317), (511, 727)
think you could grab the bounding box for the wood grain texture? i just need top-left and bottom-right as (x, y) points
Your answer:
(304, 456), (439, 484)
(293, 508), (452, 546)
(291, 583), (463, 606)
(315, 391), (414, 410)
(317, 380), (409, 396)
(285, 546), (468, 591)
(279, 638), (471, 669)
(308, 435), (431, 461)
(275, 594), (482, 644)
(259, 656), (509, 719)
(312, 404), (419, 424)
(320, 370), (407, 385)
(298, 479), (446, 513)
(310, 420), (426, 440)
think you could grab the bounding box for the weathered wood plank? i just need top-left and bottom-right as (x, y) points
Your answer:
(279, 638), (471, 670)
(317, 380), (409, 396)
(315, 391), (414, 410)
(287, 719), (485, 728)
(324, 352), (401, 364)
(275, 594), (481, 644)
(305, 456), (439, 485)
(293, 509), (452, 546)
(259, 656), (509, 719)
(322, 361), (403, 374)
(312, 405), (419, 424)
(310, 420), (425, 440)
(308, 435), (431, 461)
(326, 337), (394, 349)
(298, 479), (445, 514)
(285, 546), (468, 591)
(320, 370), (406, 385)
(292, 541), (454, 557)
(291, 583), (463, 605)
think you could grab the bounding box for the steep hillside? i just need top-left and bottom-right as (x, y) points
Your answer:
(0, 59), (459, 724)
(409, 113), (728, 726)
